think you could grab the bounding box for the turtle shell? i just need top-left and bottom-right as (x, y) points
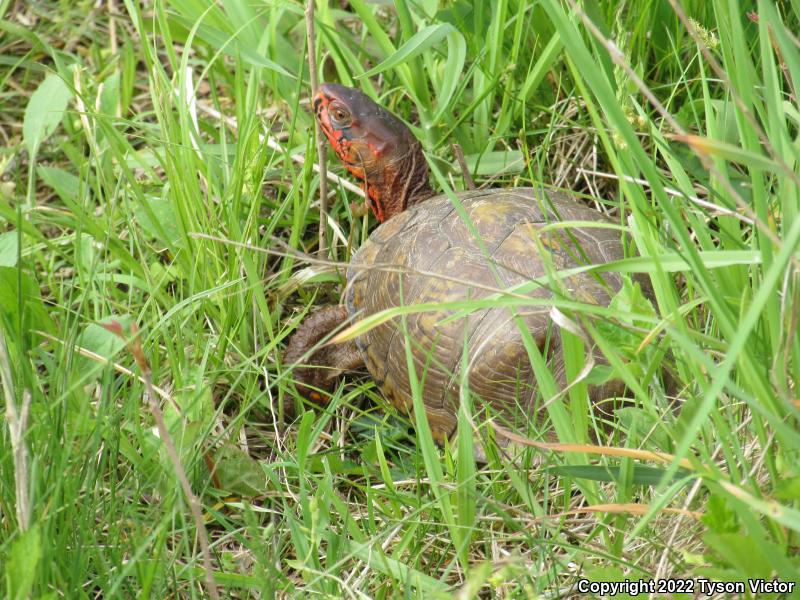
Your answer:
(345, 187), (627, 441)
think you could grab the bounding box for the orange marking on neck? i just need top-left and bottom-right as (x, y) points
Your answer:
(345, 165), (366, 179)
(367, 185), (385, 222)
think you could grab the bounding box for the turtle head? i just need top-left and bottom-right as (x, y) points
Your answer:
(314, 83), (433, 222)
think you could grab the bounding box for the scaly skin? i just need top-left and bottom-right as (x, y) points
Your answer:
(313, 83), (434, 222)
(283, 306), (363, 403)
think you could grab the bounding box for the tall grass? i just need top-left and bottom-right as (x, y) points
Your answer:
(1, 0), (798, 596)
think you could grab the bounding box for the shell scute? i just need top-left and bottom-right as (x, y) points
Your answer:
(345, 188), (629, 439)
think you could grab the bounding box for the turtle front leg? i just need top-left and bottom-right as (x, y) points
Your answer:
(284, 305), (364, 404)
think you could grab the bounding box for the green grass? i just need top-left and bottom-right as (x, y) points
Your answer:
(1, 0), (799, 597)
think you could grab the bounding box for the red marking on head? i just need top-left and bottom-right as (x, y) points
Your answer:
(313, 83), (432, 222)
(316, 86), (387, 219)
(314, 89), (349, 162)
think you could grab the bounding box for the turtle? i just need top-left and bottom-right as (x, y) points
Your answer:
(284, 83), (642, 444)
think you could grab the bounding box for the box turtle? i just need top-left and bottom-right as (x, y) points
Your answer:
(285, 83), (638, 443)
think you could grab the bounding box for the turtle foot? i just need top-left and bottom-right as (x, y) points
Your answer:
(284, 305), (364, 404)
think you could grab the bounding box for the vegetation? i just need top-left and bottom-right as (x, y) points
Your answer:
(1, 0), (799, 597)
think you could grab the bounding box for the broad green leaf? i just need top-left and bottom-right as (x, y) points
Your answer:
(209, 445), (267, 498)
(701, 494), (739, 534)
(73, 317), (133, 381)
(38, 166), (81, 203)
(775, 476), (800, 502)
(134, 195), (182, 248)
(73, 234), (95, 273)
(23, 73), (72, 156)
(0, 266), (54, 341)
(99, 72), (121, 116)
(704, 533), (772, 579)
(359, 24), (456, 78)
(614, 407), (672, 452)
(595, 278), (656, 360)
(5, 525), (42, 600)
(718, 480), (800, 534)
(0, 231), (19, 267)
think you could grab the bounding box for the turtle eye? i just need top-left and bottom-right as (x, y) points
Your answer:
(328, 102), (352, 127)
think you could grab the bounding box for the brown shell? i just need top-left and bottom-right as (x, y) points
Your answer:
(345, 188), (627, 442)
